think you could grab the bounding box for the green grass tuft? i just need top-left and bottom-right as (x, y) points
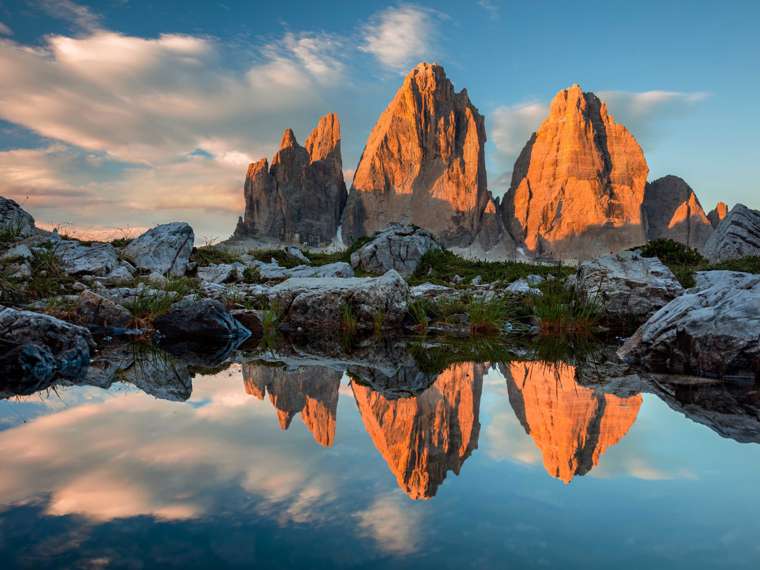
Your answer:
(191, 246), (240, 266)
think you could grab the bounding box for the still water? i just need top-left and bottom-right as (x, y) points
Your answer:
(1, 346), (759, 568)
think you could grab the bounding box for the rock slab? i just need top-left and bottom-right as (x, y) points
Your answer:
(123, 222), (194, 276)
(350, 224), (440, 277)
(703, 204), (760, 262)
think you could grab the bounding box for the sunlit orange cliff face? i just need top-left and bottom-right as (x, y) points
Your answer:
(502, 361), (642, 484)
(351, 363), (485, 500)
(243, 363), (341, 447)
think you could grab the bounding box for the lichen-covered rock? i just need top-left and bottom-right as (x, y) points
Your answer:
(234, 114), (347, 246)
(703, 204), (760, 262)
(342, 63), (493, 247)
(501, 85), (649, 260)
(350, 224), (440, 277)
(0, 196), (36, 238)
(643, 175), (713, 250)
(254, 260), (353, 281)
(55, 240), (120, 276)
(76, 290), (132, 328)
(271, 270), (409, 332)
(123, 222), (194, 276)
(0, 308), (93, 387)
(154, 297), (251, 341)
(618, 271), (760, 378)
(574, 250), (684, 325)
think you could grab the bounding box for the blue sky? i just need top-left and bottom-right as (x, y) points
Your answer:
(0, 0), (757, 239)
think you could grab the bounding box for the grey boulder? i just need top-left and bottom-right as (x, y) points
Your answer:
(123, 222), (194, 276)
(618, 271), (760, 378)
(76, 290), (132, 328)
(574, 250), (684, 325)
(0, 196), (36, 238)
(350, 224), (440, 277)
(154, 297), (251, 341)
(703, 204), (760, 262)
(55, 240), (120, 276)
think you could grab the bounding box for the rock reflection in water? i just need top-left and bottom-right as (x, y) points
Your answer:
(242, 363), (342, 447)
(503, 361), (642, 483)
(352, 362), (486, 500)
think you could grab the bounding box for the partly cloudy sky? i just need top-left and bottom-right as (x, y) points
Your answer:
(0, 0), (757, 239)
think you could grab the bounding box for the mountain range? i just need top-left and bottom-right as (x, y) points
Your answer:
(233, 62), (726, 261)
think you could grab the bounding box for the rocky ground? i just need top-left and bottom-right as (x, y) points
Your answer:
(2, 196), (759, 394)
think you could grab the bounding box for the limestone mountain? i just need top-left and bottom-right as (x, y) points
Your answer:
(500, 85), (649, 260)
(708, 201), (729, 228)
(234, 113), (347, 246)
(643, 175), (713, 250)
(341, 63), (494, 247)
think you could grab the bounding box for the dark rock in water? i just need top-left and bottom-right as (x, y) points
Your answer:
(0, 344), (57, 396)
(349, 224), (441, 277)
(86, 344), (193, 401)
(703, 203), (760, 262)
(0, 308), (93, 386)
(0, 196), (36, 238)
(123, 222), (194, 276)
(619, 271), (760, 378)
(76, 290), (132, 328)
(648, 375), (760, 444)
(230, 309), (264, 338)
(155, 297), (251, 341)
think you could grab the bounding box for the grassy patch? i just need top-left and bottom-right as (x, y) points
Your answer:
(124, 291), (177, 325)
(27, 247), (76, 300)
(304, 236), (372, 266)
(638, 239), (760, 287)
(467, 299), (508, 335)
(242, 266), (263, 284)
(250, 249), (302, 268)
(408, 338), (520, 375)
(340, 303), (358, 336)
(0, 226), (22, 248)
(411, 249), (571, 286)
(532, 279), (600, 335)
(191, 245), (240, 266)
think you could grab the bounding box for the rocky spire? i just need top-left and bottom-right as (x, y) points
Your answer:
(501, 84), (649, 260)
(708, 201), (729, 228)
(234, 113), (347, 246)
(643, 175), (714, 250)
(341, 62), (494, 247)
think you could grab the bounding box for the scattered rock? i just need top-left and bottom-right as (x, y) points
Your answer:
(284, 246), (310, 264)
(123, 222), (194, 276)
(574, 250), (684, 325)
(55, 240), (120, 276)
(471, 275), (483, 286)
(0, 196), (36, 238)
(350, 224), (440, 277)
(1, 244), (33, 261)
(197, 262), (246, 284)
(505, 278), (542, 296)
(271, 270), (409, 332)
(76, 290), (132, 328)
(618, 271), (760, 378)
(703, 204), (760, 262)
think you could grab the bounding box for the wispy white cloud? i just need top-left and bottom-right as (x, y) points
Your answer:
(360, 4), (442, 72)
(0, 21), (12, 36)
(488, 89), (709, 192)
(35, 0), (102, 32)
(477, 0), (501, 20)
(354, 493), (423, 554)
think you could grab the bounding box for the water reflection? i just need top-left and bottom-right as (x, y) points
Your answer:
(502, 361), (642, 483)
(2, 339), (760, 567)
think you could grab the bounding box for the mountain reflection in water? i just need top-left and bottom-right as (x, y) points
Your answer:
(1, 339), (760, 568)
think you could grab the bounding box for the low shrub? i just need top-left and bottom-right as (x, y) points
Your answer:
(191, 246), (240, 266)
(532, 279), (600, 335)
